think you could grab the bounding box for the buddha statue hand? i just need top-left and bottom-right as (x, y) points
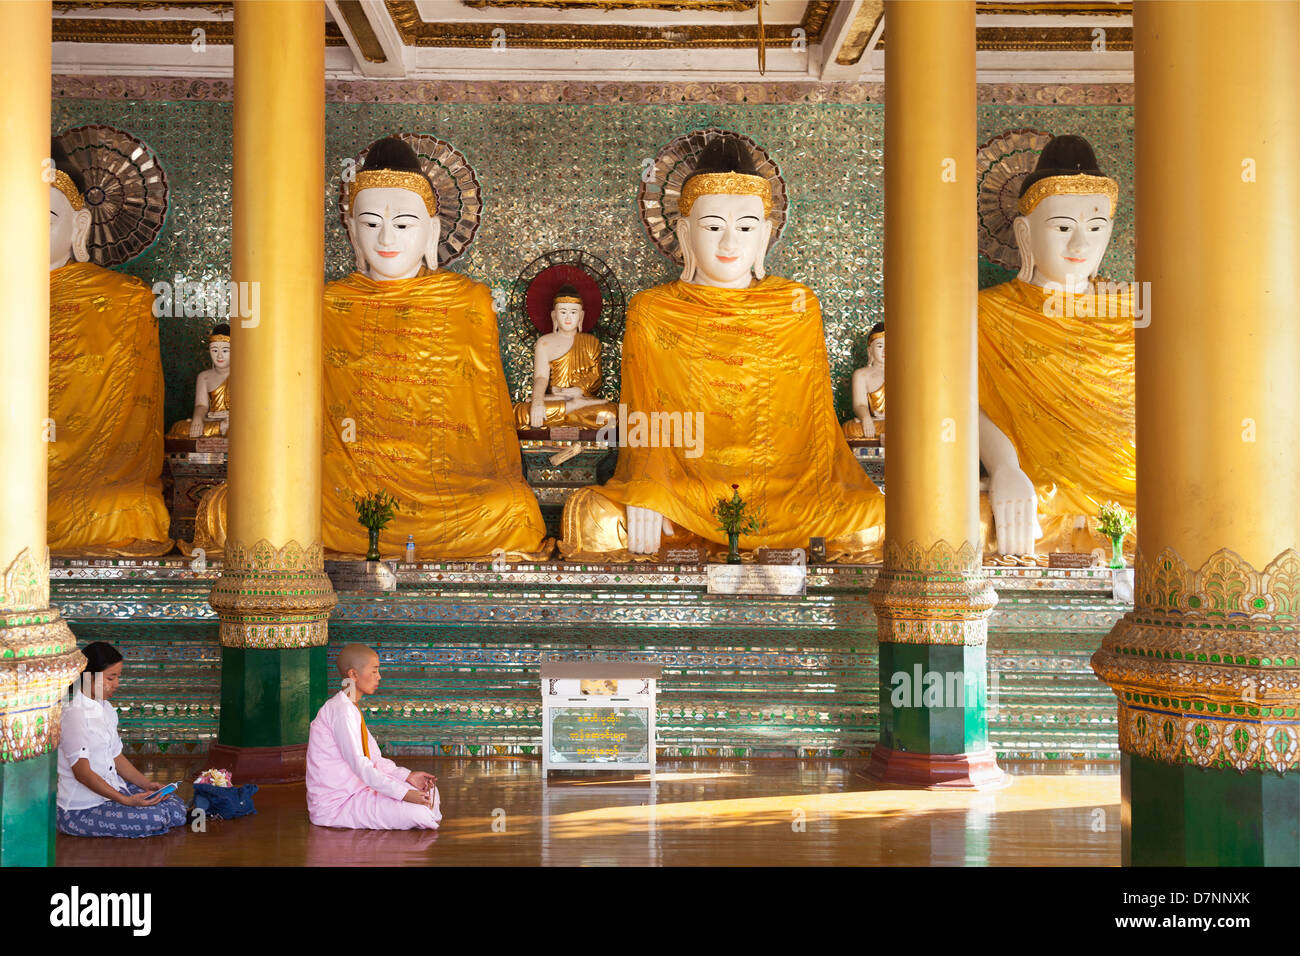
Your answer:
(529, 398), (547, 429)
(857, 416), (877, 439)
(626, 504), (676, 554)
(988, 464), (1042, 555)
(979, 407), (1042, 555)
(187, 417), (205, 439)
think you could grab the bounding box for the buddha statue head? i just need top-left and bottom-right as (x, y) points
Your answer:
(1013, 135), (1118, 294)
(345, 137), (440, 281)
(866, 323), (885, 368)
(676, 137), (774, 289)
(551, 284), (584, 333)
(208, 323), (231, 372)
(49, 139), (92, 271)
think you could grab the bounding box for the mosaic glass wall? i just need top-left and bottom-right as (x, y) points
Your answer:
(52, 99), (1134, 427)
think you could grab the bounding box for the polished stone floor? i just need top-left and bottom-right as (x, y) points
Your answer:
(55, 758), (1120, 866)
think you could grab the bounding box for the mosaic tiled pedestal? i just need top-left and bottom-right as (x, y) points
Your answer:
(50, 559), (1127, 761)
(518, 436), (617, 538)
(162, 438), (227, 543)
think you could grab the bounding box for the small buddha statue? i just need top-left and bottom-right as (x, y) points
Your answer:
(841, 323), (885, 440)
(168, 324), (231, 438)
(47, 139), (171, 556)
(560, 136), (885, 561)
(514, 284), (618, 430)
(321, 135), (551, 561)
(978, 134), (1135, 557)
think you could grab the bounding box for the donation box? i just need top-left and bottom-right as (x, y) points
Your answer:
(540, 663), (661, 774)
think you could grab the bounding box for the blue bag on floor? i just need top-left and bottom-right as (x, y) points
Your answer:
(191, 782), (258, 820)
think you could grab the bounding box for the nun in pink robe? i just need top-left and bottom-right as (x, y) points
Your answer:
(306, 689), (442, 830)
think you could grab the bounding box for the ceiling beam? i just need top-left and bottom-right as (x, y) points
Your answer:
(326, 0), (408, 76)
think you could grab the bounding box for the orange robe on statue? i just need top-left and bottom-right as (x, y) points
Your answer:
(321, 270), (550, 560)
(47, 262), (171, 556)
(561, 277), (885, 561)
(977, 277), (1136, 555)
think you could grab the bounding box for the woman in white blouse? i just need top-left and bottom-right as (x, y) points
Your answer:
(56, 642), (187, 838)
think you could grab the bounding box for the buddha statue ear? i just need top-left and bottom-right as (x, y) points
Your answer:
(752, 218), (774, 281)
(423, 215), (441, 272)
(70, 207), (93, 263)
(675, 219), (696, 283)
(344, 215), (367, 273)
(1012, 214), (1034, 283)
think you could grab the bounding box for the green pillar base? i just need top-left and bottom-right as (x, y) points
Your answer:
(0, 753), (57, 867)
(868, 642), (1003, 788)
(1124, 752), (1300, 866)
(215, 645), (327, 783)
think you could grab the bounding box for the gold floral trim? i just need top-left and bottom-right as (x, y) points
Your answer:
(347, 169), (438, 217)
(0, 548), (50, 614)
(1017, 173), (1119, 216)
(211, 539), (335, 649)
(0, 603), (82, 762)
(1092, 546), (1300, 771)
(679, 172), (772, 217)
(1117, 700), (1300, 774)
(217, 617), (331, 650)
(52, 170), (85, 211)
(1134, 546), (1300, 619)
(883, 538), (982, 575)
(871, 540), (996, 646)
(224, 538), (326, 573)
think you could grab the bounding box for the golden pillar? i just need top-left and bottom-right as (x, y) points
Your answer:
(1092, 0), (1300, 864)
(867, 0), (1000, 788)
(208, 0), (335, 782)
(0, 0), (84, 866)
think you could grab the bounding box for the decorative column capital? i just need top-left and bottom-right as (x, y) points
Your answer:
(210, 538), (336, 649)
(869, 540), (998, 646)
(1, 548), (83, 763)
(1092, 547), (1300, 773)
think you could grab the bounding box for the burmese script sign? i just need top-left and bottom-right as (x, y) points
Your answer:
(547, 707), (650, 765)
(540, 663), (660, 774)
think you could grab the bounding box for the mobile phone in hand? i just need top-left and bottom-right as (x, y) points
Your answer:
(149, 782), (179, 799)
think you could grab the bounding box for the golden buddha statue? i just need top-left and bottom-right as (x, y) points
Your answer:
(47, 140), (171, 557)
(841, 323), (885, 440)
(322, 136), (551, 561)
(514, 284), (617, 430)
(167, 324), (231, 438)
(978, 134), (1135, 558)
(560, 136), (885, 562)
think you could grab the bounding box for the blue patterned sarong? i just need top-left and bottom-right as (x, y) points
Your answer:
(57, 783), (187, 838)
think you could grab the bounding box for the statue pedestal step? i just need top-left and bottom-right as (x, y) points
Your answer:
(51, 559), (1130, 761)
(162, 439), (227, 542)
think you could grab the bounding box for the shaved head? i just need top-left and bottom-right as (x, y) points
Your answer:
(336, 643), (379, 679)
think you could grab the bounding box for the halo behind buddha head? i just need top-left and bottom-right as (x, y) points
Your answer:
(54, 125), (169, 267)
(638, 128), (788, 266)
(977, 128), (1053, 270)
(49, 139), (86, 210)
(338, 132), (482, 267)
(524, 266), (603, 334)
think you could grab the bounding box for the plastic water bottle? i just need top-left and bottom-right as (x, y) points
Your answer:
(405, 534), (415, 564)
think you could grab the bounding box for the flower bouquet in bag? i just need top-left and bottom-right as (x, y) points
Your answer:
(191, 767), (258, 820)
